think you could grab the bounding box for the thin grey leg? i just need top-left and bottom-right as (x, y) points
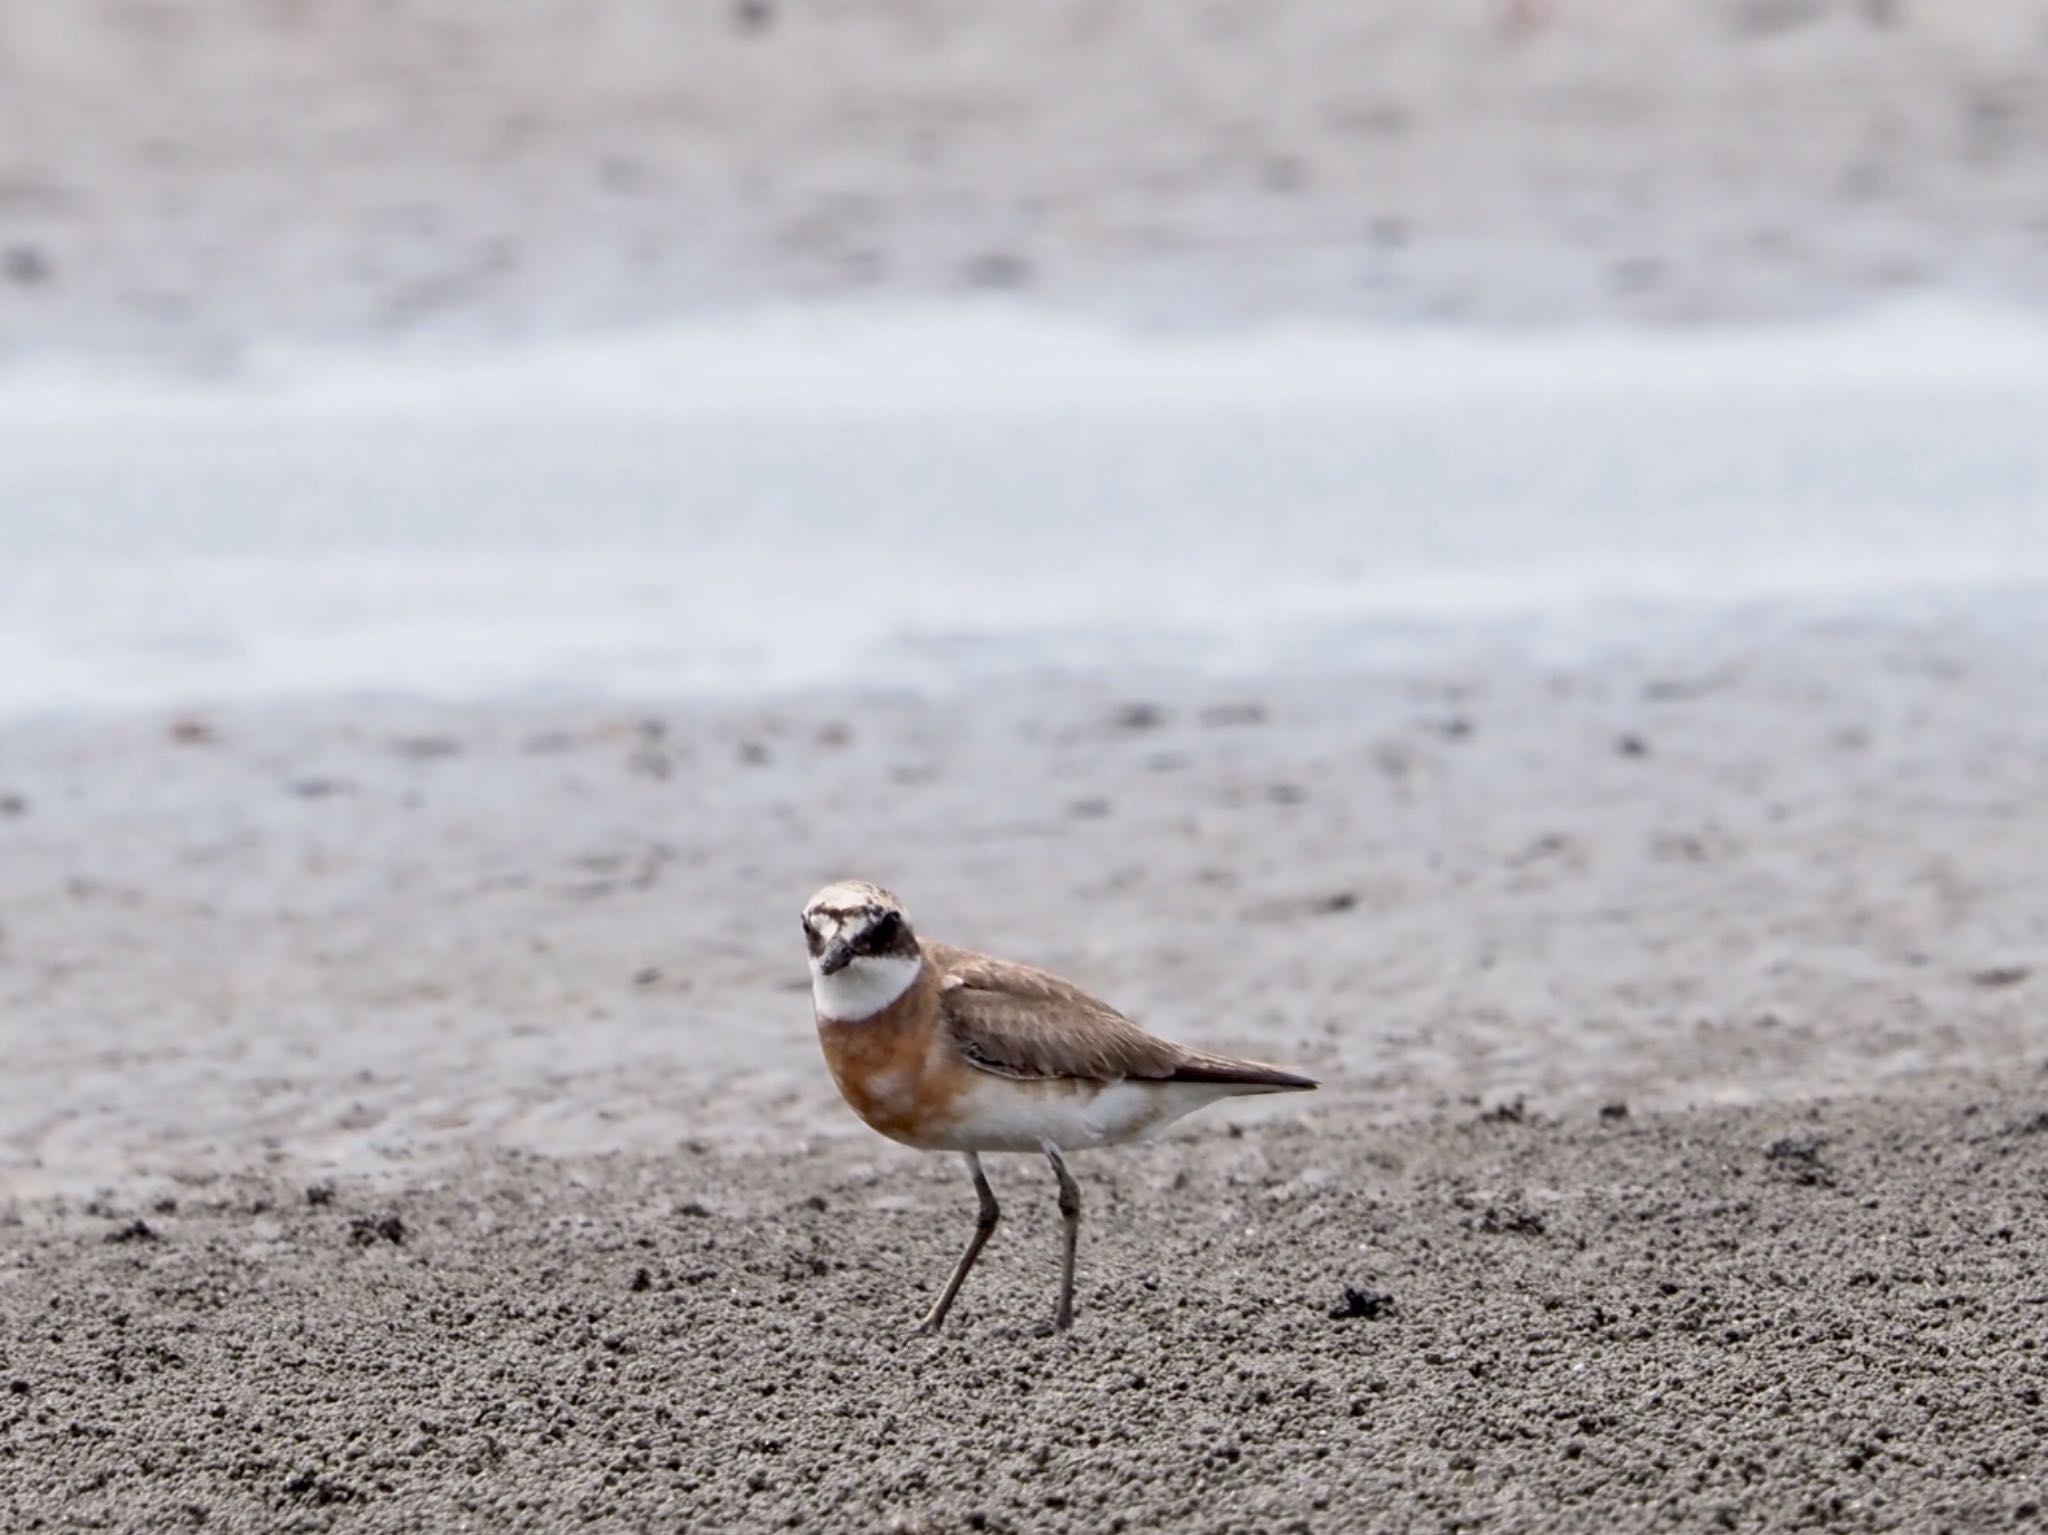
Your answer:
(1043, 1140), (1081, 1332)
(912, 1152), (1000, 1335)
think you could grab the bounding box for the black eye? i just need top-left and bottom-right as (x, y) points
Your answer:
(867, 911), (901, 946)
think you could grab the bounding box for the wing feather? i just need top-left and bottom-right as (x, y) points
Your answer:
(924, 942), (1315, 1090)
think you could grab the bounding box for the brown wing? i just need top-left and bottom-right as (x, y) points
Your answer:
(925, 941), (1316, 1090)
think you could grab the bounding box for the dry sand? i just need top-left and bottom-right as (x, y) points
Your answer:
(4, 0), (2048, 362)
(2, 600), (2044, 1529)
(6, 1089), (2048, 1533)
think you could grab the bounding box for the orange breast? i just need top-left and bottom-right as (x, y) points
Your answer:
(816, 984), (972, 1149)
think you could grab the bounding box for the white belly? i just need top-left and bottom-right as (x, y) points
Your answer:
(935, 1073), (1238, 1153)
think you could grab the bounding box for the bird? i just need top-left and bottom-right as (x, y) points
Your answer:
(801, 879), (1317, 1334)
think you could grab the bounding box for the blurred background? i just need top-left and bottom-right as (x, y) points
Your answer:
(1, 1), (2045, 1187)
(3, 0), (2046, 709)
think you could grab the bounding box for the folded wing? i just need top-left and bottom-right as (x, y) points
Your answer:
(927, 942), (1316, 1092)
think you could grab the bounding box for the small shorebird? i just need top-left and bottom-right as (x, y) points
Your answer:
(802, 880), (1317, 1333)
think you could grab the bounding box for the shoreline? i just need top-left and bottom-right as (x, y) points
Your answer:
(1, 302), (2042, 719)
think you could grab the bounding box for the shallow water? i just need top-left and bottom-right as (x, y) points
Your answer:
(1, 303), (2043, 716)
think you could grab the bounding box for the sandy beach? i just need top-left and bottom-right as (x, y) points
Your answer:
(7, 1087), (2048, 1533)
(5, 2), (2048, 1528)
(3, 601), (2045, 1529)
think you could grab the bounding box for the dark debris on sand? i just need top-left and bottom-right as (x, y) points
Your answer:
(1764, 1136), (1837, 1187)
(346, 1213), (406, 1246)
(1328, 1285), (1397, 1321)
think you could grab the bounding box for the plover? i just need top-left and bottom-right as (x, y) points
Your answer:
(802, 880), (1317, 1333)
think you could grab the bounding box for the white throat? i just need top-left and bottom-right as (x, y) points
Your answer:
(811, 953), (922, 1021)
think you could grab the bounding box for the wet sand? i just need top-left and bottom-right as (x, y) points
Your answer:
(2, 600), (2044, 1527)
(4, 0), (2048, 362)
(5, 1088), (2046, 1532)
(3, 600), (2044, 1194)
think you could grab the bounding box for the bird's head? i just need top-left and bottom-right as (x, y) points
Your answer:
(802, 881), (923, 1020)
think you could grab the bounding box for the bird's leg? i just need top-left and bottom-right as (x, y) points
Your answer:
(1042, 1140), (1081, 1332)
(912, 1151), (1000, 1335)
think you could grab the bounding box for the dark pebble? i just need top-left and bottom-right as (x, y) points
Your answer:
(1764, 1137), (1835, 1186)
(1329, 1286), (1396, 1321)
(1972, 966), (2031, 989)
(348, 1213), (406, 1246)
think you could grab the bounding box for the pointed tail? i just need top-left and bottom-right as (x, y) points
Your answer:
(1168, 1054), (1319, 1094)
